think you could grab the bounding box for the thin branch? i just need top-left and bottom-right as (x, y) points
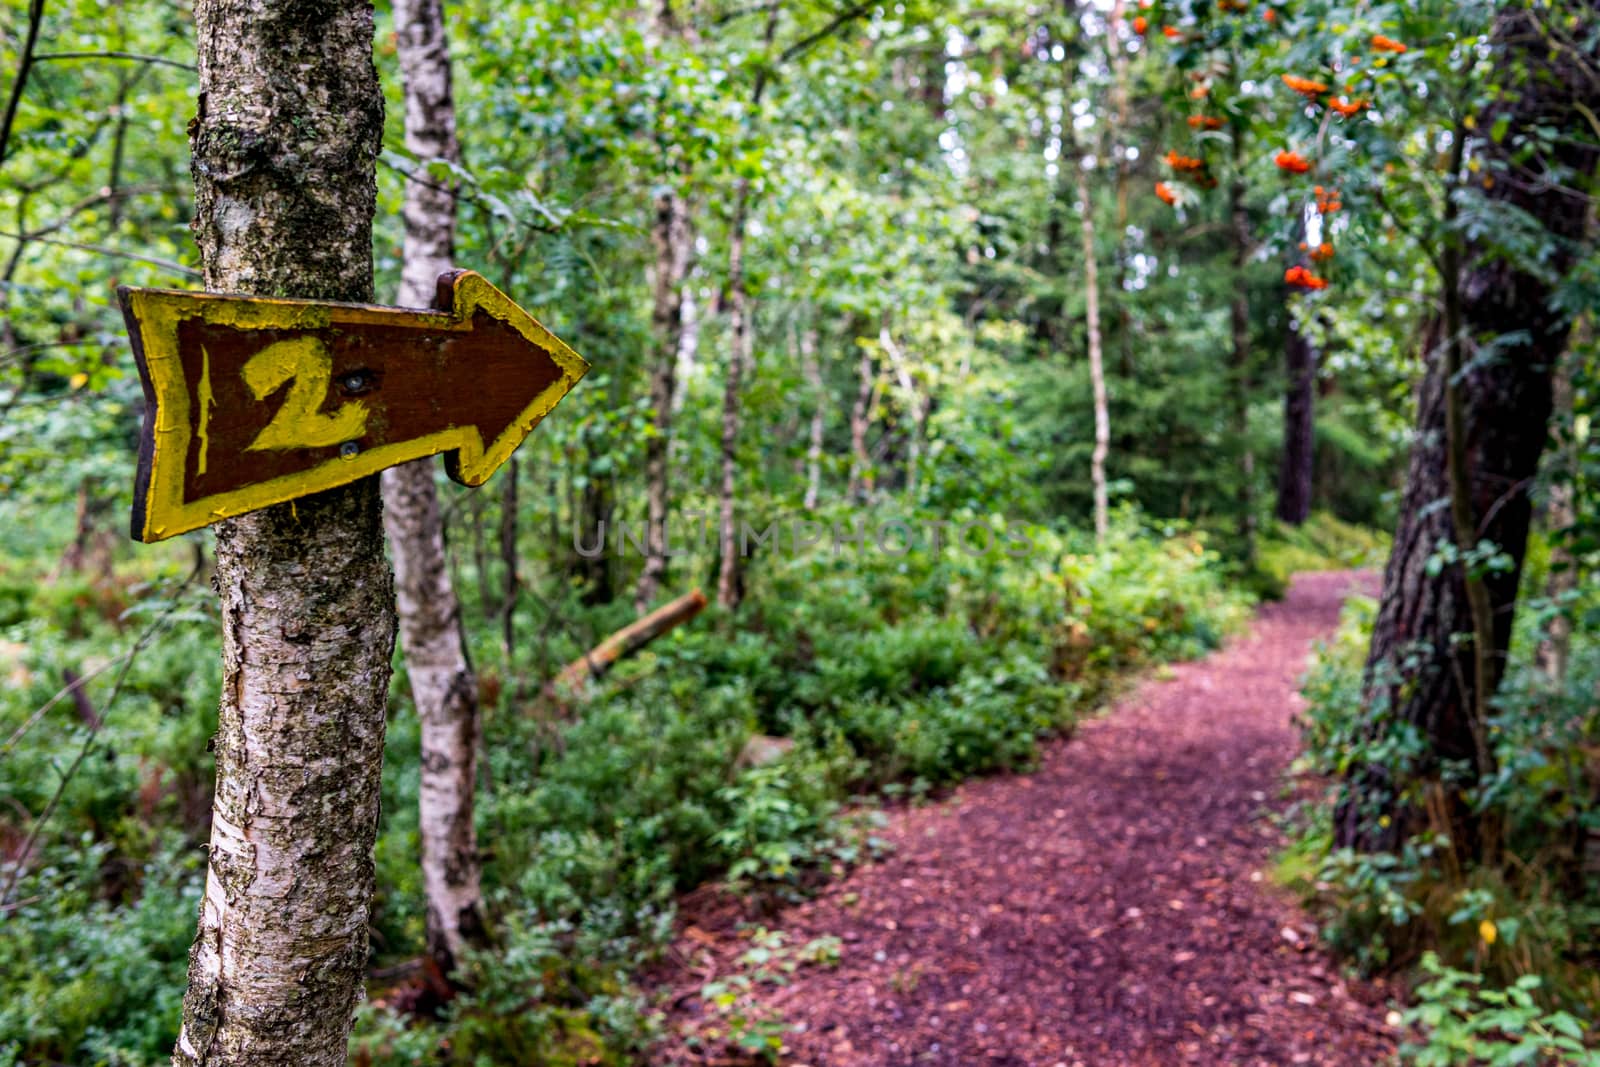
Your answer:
(777, 0), (874, 66)
(0, 558), (205, 907)
(0, 338), (98, 367)
(1372, 185), (1447, 280)
(0, 649), (133, 757)
(0, 231), (200, 276)
(0, 0), (46, 168)
(32, 50), (196, 73)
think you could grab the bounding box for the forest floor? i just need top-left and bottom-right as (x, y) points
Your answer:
(650, 570), (1402, 1066)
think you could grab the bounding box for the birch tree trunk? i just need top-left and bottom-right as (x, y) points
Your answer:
(635, 1), (695, 611)
(175, 1), (393, 1063)
(846, 339), (877, 503)
(1538, 336), (1581, 685)
(713, 5), (779, 612)
(878, 325), (927, 500)
(801, 325), (824, 510)
(636, 187), (692, 612)
(377, 0), (486, 980)
(715, 178), (752, 610)
(1075, 163), (1110, 543)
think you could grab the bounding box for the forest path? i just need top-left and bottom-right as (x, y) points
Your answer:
(652, 570), (1400, 1066)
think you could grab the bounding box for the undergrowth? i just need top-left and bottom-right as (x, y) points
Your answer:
(0, 510), (1251, 1065)
(1281, 539), (1600, 1065)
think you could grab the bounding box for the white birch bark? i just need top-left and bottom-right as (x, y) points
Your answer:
(1076, 164), (1110, 542)
(379, 0), (486, 977)
(175, 1), (394, 1063)
(636, 187), (693, 611)
(715, 178), (752, 610)
(846, 341), (878, 502)
(801, 326), (824, 510)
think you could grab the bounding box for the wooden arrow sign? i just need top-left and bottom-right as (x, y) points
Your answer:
(120, 270), (588, 542)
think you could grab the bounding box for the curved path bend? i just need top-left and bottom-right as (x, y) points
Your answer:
(656, 571), (1397, 1066)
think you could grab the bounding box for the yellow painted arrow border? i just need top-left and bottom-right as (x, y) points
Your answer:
(121, 271), (589, 543)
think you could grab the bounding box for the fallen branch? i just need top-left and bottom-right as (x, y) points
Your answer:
(547, 589), (708, 698)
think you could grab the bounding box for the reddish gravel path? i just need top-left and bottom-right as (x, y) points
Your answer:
(652, 571), (1399, 1066)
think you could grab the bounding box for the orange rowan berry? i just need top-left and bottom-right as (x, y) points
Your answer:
(1274, 150), (1312, 174)
(1281, 74), (1330, 99)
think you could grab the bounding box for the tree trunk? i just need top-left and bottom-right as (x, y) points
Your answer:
(499, 455), (518, 660)
(175, 1), (393, 1063)
(549, 588), (707, 696)
(801, 326), (824, 510)
(377, 0), (485, 982)
(1228, 141), (1257, 565)
(1076, 164), (1110, 542)
(715, 177), (751, 611)
(636, 186), (693, 612)
(576, 467), (614, 604)
(713, 5), (780, 612)
(1336, 10), (1599, 854)
(1538, 332), (1582, 685)
(878, 324), (927, 500)
(846, 339), (877, 503)
(1105, 0), (1134, 379)
(1275, 312), (1316, 525)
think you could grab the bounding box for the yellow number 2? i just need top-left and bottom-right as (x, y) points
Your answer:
(241, 336), (369, 453)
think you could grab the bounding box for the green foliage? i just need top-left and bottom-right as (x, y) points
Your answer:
(5, 0), (1591, 1061)
(1258, 511), (1390, 592)
(1287, 573), (1600, 1049)
(1402, 953), (1600, 1067)
(344, 512), (1248, 1061)
(0, 835), (201, 1065)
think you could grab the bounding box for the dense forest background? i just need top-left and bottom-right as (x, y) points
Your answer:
(1, 0), (1596, 1063)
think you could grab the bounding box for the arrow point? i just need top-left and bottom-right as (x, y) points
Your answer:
(435, 271), (589, 486)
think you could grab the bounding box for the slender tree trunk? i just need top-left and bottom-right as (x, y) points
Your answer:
(675, 283), (700, 400)
(175, 1), (393, 1063)
(846, 339), (877, 502)
(1438, 130), (1499, 808)
(1076, 164), (1110, 542)
(1337, 10), (1599, 854)
(1275, 311), (1316, 525)
(713, 5), (780, 612)
(1106, 0), (1134, 378)
(878, 324), (927, 499)
(577, 468), (614, 604)
(376, 0), (485, 981)
(636, 187), (693, 612)
(499, 455), (518, 661)
(801, 325), (824, 510)
(1538, 332), (1582, 685)
(1228, 135), (1256, 564)
(715, 178), (752, 610)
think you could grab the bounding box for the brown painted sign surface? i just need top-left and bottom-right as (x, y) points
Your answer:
(120, 270), (588, 542)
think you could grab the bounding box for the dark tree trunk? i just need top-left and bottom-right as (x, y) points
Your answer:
(1228, 136), (1257, 564)
(1336, 8), (1600, 854)
(577, 471), (614, 605)
(1275, 315), (1316, 525)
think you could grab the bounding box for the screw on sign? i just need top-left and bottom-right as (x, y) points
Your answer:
(118, 269), (589, 541)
